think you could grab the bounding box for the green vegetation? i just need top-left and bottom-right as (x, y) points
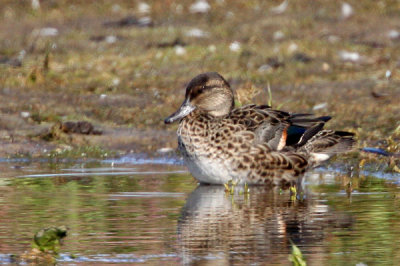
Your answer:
(289, 240), (307, 266)
(33, 226), (68, 253)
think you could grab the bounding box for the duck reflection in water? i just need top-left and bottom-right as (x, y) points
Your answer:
(178, 185), (353, 265)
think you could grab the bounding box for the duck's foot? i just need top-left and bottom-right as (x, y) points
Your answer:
(290, 185), (297, 201)
(224, 180), (250, 195)
(224, 179), (237, 194)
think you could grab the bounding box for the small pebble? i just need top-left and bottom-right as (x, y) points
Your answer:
(208, 45), (216, 52)
(175, 46), (186, 56)
(341, 2), (353, 19)
(226, 11), (234, 18)
(287, 43), (298, 53)
(21, 112), (30, 118)
(38, 27), (58, 37)
(111, 4), (121, 13)
(322, 62), (330, 71)
(155, 51), (163, 59)
(105, 35), (117, 44)
(273, 30), (285, 41)
(31, 0), (40, 10)
(185, 28), (209, 38)
(257, 64), (272, 73)
(229, 41), (241, 52)
(313, 102), (328, 111)
(388, 30), (400, 40)
(112, 78), (120, 86)
(328, 35), (340, 43)
(385, 70), (392, 79)
(157, 147), (174, 154)
(138, 17), (152, 26)
(138, 2), (151, 14)
(189, 0), (210, 14)
(339, 50), (361, 62)
(270, 0), (288, 14)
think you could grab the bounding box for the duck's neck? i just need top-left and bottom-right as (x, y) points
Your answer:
(206, 98), (234, 117)
(178, 110), (211, 138)
(184, 109), (211, 122)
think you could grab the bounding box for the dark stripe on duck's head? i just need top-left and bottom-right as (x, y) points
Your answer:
(185, 72), (230, 99)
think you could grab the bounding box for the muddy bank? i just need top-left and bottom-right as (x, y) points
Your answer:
(0, 1), (399, 170)
(0, 111), (175, 158)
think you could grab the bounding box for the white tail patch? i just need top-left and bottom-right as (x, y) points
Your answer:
(310, 153), (330, 162)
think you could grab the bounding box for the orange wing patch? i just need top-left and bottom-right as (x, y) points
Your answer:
(277, 127), (288, 150)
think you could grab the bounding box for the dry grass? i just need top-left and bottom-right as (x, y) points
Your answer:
(0, 1), (399, 169)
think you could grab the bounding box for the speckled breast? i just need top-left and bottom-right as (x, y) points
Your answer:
(177, 116), (233, 184)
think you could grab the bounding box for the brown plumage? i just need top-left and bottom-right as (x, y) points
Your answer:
(165, 72), (355, 186)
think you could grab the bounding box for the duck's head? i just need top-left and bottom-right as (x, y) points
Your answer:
(164, 72), (234, 124)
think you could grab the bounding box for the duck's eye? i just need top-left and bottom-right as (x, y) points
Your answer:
(191, 85), (209, 98)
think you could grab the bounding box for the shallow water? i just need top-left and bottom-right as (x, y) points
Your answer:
(0, 157), (399, 265)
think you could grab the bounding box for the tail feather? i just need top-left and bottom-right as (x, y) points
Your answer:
(297, 130), (356, 165)
(290, 115), (331, 128)
(295, 122), (325, 147)
(285, 115), (331, 146)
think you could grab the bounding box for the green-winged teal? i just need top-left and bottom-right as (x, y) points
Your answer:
(165, 72), (355, 186)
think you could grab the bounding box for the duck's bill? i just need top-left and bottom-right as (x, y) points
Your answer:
(164, 100), (195, 124)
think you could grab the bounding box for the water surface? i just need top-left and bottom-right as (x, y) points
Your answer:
(0, 158), (399, 265)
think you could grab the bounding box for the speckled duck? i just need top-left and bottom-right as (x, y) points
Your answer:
(165, 72), (355, 186)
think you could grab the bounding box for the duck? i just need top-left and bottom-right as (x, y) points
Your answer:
(164, 72), (355, 186)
